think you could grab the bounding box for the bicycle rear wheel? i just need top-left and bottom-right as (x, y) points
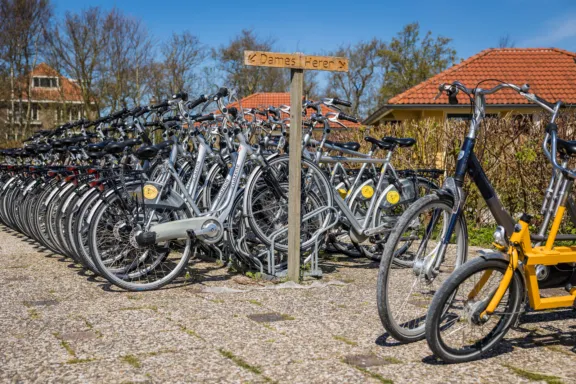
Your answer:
(88, 185), (193, 291)
(244, 155), (333, 252)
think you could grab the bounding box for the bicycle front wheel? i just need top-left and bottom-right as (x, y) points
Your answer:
(426, 256), (523, 363)
(376, 193), (468, 343)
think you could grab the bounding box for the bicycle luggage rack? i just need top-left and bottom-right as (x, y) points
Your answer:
(262, 205), (339, 278)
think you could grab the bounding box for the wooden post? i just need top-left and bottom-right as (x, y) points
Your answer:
(244, 51), (348, 282)
(287, 68), (304, 282)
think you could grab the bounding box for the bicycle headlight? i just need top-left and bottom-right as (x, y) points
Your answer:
(493, 226), (508, 249)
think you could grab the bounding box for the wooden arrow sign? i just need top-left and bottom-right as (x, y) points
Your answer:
(244, 51), (348, 72)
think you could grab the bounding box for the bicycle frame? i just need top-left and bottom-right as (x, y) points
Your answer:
(478, 212), (576, 319)
(139, 131), (263, 244)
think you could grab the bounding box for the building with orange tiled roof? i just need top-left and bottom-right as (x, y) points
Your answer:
(226, 92), (362, 128)
(364, 48), (576, 125)
(1, 63), (96, 130)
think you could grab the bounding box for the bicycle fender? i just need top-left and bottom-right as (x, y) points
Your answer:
(476, 251), (526, 293)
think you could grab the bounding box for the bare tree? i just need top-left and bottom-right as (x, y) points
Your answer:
(498, 34), (516, 48)
(325, 39), (384, 117)
(100, 9), (153, 110)
(161, 31), (206, 94)
(45, 7), (110, 118)
(304, 71), (319, 100)
(0, 0), (52, 140)
(212, 29), (287, 96)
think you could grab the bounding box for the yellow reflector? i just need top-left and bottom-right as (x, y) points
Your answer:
(361, 185), (374, 199)
(386, 190), (400, 204)
(143, 184), (159, 200)
(338, 188), (347, 199)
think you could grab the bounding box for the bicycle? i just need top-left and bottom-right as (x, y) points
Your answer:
(375, 80), (576, 343)
(425, 85), (576, 363)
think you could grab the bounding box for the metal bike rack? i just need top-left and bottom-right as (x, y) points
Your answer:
(264, 205), (340, 278)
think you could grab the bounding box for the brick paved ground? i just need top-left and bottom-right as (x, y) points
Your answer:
(1, 226), (575, 383)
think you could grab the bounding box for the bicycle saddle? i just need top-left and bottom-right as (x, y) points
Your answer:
(67, 146), (82, 154)
(87, 151), (105, 159)
(104, 139), (141, 155)
(556, 138), (576, 157)
(382, 137), (416, 147)
(86, 141), (112, 152)
(365, 137), (394, 150)
(324, 140), (361, 151)
(36, 144), (52, 154)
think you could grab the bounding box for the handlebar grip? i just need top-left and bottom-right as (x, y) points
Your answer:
(112, 108), (128, 119)
(214, 87), (229, 100)
(134, 106), (150, 118)
(144, 121), (160, 127)
(268, 107), (280, 118)
(338, 112), (359, 124)
(172, 92), (188, 101)
(128, 106), (142, 115)
(162, 115), (182, 123)
(535, 95), (555, 110)
(332, 98), (352, 107)
(307, 104), (319, 112)
(186, 95), (208, 110)
(255, 109), (267, 117)
(194, 113), (215, 123)
(151, 100), (169, 109)
(227, 107), (238, 118)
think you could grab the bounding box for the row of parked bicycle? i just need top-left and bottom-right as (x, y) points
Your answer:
(2, 80), (576, 363)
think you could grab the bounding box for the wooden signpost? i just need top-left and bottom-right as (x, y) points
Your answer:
(245, 51), (348, 282)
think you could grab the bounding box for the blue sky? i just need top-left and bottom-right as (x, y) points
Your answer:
(51, 0), (576, 60)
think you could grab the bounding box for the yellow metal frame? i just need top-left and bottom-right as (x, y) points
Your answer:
(478, 209), (576, 318)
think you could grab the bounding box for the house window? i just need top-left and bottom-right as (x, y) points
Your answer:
(33, 77), (58, 88)
(31, 104), (39, 121)
(447, 113), (498, 121)
(69, 108), (81, 121)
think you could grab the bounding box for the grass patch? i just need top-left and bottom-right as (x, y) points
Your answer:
(146, 349), (175, 357)
(333, 335), (358, 346)
(545, 345), (574, 357)
(126, 294), (142, 301)
(248, 299), (263, 306)
(351, 365), (393, 384)
(60, 340), (75, 356)
(281, 314), (295, 320)
(28, 308), (41, 320)
(503, 364), (564, 384)
(66, 358), (96, 364)
(262, 323), (276, 331)
(53, 332), (76, 357)
(178, 324), (205, 341)
(468, 226), (497, 247)
(218, 349), (276, 383)
(118, 305), (158, 312)
(120, 354), (142, 369)
(245, 271), (262, 280)
(383, 356), (402, 364)
(211, 299), (225, 304)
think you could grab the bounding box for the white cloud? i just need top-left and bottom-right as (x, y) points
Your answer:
(521, 14), (576, 46)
